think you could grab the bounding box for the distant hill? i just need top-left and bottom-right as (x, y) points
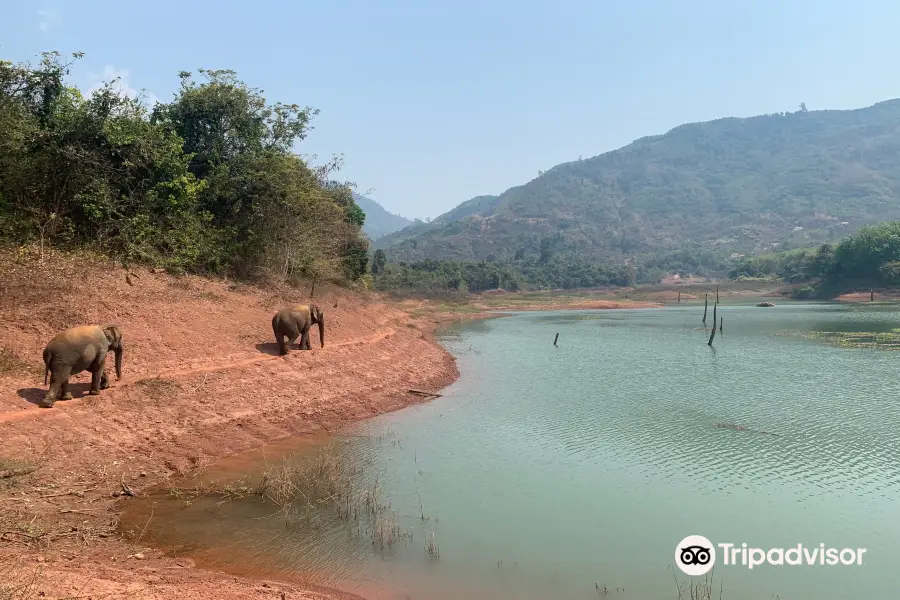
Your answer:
(352, 193), (412, 240)
(375, 100), (900, 268)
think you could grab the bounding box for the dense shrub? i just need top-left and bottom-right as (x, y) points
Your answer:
(0, 52), (368, 283)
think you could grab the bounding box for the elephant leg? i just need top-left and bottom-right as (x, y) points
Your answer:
(60, 379), (73, 401)
(276, 332), (288, 355)
(89, 371), (100, 395)
(89, 362), (104, 395)
(288, 333), (300, 349)
(299, 330), (310, 350)
(100, 369), (110, 390)
(40, 366), (71, 408)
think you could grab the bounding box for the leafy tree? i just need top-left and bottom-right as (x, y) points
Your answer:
(726, 222), (900, 296)
(345, 202), (366, 229)
(151, 69), (317, 182)
(831, 221), (900, 280)
(0, 51), (368, 284)
(371, 248), (387, 276)
(342, 236), (369, 280)
(879, 261), (900, 285)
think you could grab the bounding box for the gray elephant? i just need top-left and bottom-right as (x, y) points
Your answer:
(271, 304), (324, 355)
(40, 324), (123, 408)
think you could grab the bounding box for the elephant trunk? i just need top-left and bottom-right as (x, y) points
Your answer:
(114, 347), (123, 380)
(318, 315), (325, 349)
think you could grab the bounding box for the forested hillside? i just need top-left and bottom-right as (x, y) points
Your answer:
(0, 51), (368, 284)
(352, 193), (412, 240)
(728, 220), (900, 298)
(376, 100), (900, 274)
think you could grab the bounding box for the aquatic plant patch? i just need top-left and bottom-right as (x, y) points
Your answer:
(798, 330), (900, 350)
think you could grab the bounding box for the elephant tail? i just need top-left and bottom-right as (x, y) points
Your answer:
(42, 348), (50, 385)
(272, 314), (279, 340)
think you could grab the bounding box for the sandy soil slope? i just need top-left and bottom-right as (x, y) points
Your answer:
(0, 248), (456, 599)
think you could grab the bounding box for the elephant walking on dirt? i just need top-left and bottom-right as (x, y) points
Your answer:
(272, 305), (324, 355)
(40, 324), (123, 408)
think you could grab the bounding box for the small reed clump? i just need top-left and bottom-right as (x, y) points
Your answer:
(254, 443), (414, 552)
(425, 530), (440, 560)
(166, 438), (430, 558)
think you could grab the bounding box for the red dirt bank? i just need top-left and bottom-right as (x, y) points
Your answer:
(0, 249), (653, 599)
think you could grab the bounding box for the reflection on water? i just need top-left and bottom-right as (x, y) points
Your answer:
(121, 303), (900, 600)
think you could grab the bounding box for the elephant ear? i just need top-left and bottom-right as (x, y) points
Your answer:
(103, 324), (122, 346)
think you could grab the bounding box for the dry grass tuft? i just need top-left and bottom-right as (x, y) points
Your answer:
(255, 441), (358, 514)
(0, 458), (39, 491)
(167, 277), (194, 291)
(0, 548), (102, 600)
(425, 529), (440, 560)
(196, 291), (224, 302)
(672, 567), (723, 600)
(135, 377), (181, 399)
(253, 445), (417, 552)
(0, 245), (111, 315)
(0, 553), (43, 600)
(167, 440), (422, 555)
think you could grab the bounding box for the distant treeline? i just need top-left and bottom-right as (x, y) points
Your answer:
(728, 221), (900, 297)
(370, 250), (636, 294)
(371, 220), (900, 297)
(0, 51), (368, 283)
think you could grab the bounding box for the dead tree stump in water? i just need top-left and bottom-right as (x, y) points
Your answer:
(871, 290), (875, 302)
(720, 316), (723, 334)
(707, 303), (718, 346)
(677, 291), (681, 303)
(702, 294), (708, 325)
(553, 333), (559, 347)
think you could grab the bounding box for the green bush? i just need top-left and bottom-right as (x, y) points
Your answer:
(0, 52), (368, 283)
(879, 261), (900, 285)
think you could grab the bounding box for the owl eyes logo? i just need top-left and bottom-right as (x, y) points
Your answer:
(680, 545), (712, 565)
(676, 535), (716, 576)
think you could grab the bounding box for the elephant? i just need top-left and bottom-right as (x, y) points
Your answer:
(40, 324), (123, 408)
(271, 304), (324, 355)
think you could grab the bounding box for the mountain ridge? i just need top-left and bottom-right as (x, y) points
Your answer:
(375, 99), (900, 270)
(352, 193), (413, 240)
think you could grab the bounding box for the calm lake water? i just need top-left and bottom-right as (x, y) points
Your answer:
(121, 303), (900, 600)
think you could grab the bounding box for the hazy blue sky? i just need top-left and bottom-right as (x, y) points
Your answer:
(4, 0), (900, 219)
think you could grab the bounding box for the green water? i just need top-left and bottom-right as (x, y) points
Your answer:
(123, 303), (900, 599)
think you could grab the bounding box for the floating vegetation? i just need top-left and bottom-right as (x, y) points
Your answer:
(785, 330), (900, 350)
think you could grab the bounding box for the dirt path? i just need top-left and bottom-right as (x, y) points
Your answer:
(0, 325), (399, 425)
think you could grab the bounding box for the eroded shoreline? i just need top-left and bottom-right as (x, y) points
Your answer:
(0, 256), (660, 599)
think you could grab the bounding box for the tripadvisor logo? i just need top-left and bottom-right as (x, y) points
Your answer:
(675, 535), (867, 575)
(676, 535), (716, 576)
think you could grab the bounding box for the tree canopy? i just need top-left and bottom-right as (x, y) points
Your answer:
(728, 221), (900, 297)
(0, 52), (368, 283)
